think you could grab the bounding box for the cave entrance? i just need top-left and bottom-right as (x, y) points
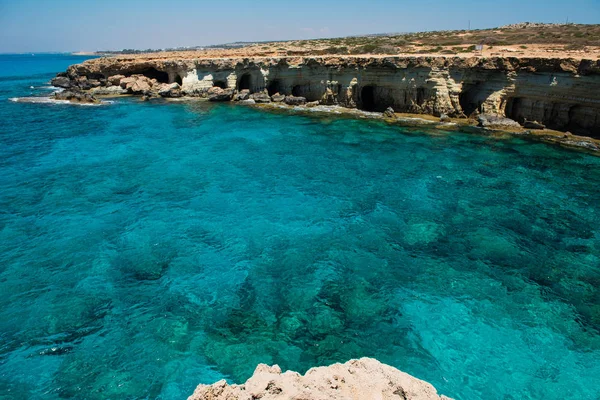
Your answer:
(175, 75), (183, 85)
(360, 85), (377, 112)
(238, 73), (252, 91)
(213, 80), (228, 89)
(133, 68), (169, 83)
(459, 82), (483, 117)
(267, 80), (282, 96)
(292, 85), (303, 97)
(505, 97), (523, 122)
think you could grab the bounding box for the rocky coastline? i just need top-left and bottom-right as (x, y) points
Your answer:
(188, 358), (452, 400)
(51, 54), (600, 151)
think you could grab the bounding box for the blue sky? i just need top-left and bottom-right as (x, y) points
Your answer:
(0, 0), (598, 52)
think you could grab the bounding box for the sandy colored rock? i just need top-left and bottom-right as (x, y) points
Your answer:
(188, 358), (452, 400)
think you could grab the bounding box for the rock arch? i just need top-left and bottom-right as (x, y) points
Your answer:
(213, 80), (228, 89)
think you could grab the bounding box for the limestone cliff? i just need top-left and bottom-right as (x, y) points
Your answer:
(54, 55), (600, 138)
(188, 358), (452, 400)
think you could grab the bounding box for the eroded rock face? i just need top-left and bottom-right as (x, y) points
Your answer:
(188, 358), (452, 400)
(55, 55), (600, 137)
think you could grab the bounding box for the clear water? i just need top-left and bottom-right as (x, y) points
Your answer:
(1, 54), (599, 400)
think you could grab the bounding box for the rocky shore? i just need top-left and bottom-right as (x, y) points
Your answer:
(51, 54), (600, 150)
(188, 358), (452, 400)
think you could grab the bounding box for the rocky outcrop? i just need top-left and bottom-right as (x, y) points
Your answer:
(477, 114), (522, 129)
(158, 82), (182, 98)
(53, 89), (98, 104)
(284, 95), (307, 106)
(207, 87), (234, 101)
(188, 358), (451, 400)
(54, 55), (600, 138)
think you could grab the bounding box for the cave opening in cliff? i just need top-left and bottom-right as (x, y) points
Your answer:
(360, 85), (378, 112)
(175, 75), (183, 85)
(292, 85), (303, 97)
(267, 80), (282, 96)
(213, 80), (228, 89)
(238, 73), (252, 91)
(133, 68), (169, 84)
(459, 82), (483, 117)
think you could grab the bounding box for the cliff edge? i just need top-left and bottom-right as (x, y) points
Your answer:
(188, 358), (452, 400)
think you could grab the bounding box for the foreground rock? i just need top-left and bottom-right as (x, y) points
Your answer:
(188, 358), (452, 400)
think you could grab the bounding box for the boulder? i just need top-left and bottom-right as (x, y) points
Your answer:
(522, 119), (545, 129)
(119, 77), (136, 89)
(250, 92), (272, 103)
(130, 80), (152, 95)
(477, 114), (521, 129)
(383, 107), (396, 118)
(234, 89), (250, 101)
(284, 95), (307, 106)
(158, 83), (182, 98)
(54, 89), (98, 104)
(207, 87), (234, 101)
(440, 113), (451, 122)
(271, 93), (285, 102)
(108, 74), (125, 86)
(50, 76), (72, 89)
(306, 101), (320, 107)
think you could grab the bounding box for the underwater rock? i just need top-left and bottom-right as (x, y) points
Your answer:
(188, 358), (452, 400)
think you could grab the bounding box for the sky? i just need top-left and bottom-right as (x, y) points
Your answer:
(0, 0), (599, 53)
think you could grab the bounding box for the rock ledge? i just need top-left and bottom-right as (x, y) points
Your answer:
(188, 358), (452, 400)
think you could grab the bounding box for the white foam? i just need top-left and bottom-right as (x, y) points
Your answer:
(9, 96), (112, 106)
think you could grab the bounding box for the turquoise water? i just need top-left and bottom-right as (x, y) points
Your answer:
(1, 54), (600, 400)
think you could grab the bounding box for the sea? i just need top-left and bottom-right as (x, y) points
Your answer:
(0, 53), (599, 400)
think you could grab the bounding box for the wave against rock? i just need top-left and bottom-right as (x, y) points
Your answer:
(188, 358), (452, 400)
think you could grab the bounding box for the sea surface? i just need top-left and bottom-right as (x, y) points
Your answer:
(1, 54), (599, 400)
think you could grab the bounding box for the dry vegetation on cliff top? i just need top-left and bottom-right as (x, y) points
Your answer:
(97, 23), (600, 61)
